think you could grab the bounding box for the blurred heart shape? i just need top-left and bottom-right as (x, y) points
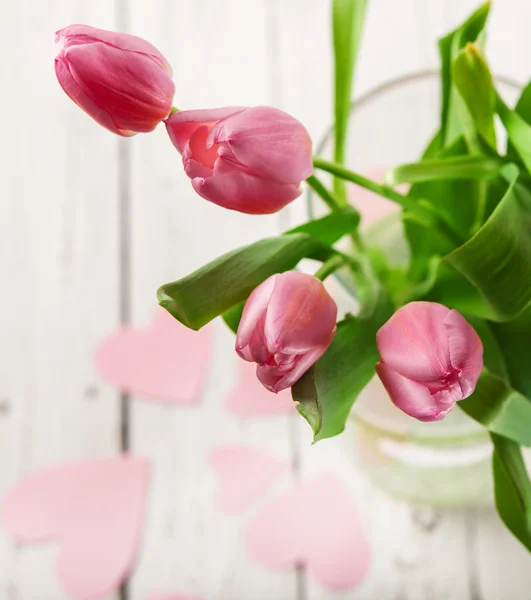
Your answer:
(225, 361), (295, 416)
(95, 308), (212, 404)
(244, 472), (371, 590)
(209, 445), (290, 514)
(0, 456), (149, 600)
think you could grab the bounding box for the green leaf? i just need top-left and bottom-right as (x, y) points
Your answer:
(460, 369), (531, 446)
(452, 42), (496, 147)
(221, 302), (244, 334)
(286, 205), (360, 246)
(218, 207), (361, 334)
(292, 291), (392, 442)
(491, 434), (531, 552)
(438, 2), (491, 146)
(445, 166), (531, 321)
(386, 155), (500, 186)
(491, 304), (531, 399)
(467, 317), (510, 381)
(507, 81), (531, 162)
(158, 234), (332, 330)
(332, 0), (368, 200)
(515, 81), (531, 121)
(498, 95), (531, 175)
(425, 262), (494, 320)
(404, 136), (478, 280)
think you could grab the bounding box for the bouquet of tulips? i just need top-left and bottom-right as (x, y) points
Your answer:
(56, 1), (531, 552)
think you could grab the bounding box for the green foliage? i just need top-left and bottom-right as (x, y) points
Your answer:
(445, 166), (531, 321)
(292, 290), (392, 442)
(452, 42), (496, 148)
(386, 154), (499, 187)
(332, 0), (368, 200)
(460, 370), (531, 446)
(491, 434), (531, 552)
(158, 234), (330, 330)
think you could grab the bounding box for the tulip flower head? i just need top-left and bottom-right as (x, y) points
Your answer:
(235, 272), (337, 392)
(376, 301), (483, 422)
(165, 106), (313, 214)
(55, 25), (175, 136)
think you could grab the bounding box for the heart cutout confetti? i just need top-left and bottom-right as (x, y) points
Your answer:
(244, 472), (371, 590)
(0, 456), (149, 600)
(209, 446), (290, 514)
(225, 361), (295, 416)
(94, 308), (212, 404)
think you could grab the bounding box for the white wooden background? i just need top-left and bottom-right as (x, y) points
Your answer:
(1, 0), (531, 598)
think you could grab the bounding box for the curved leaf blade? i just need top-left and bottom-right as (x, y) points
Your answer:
(445, 166), (531, 321)
(287, 205), (360, 245)
(491, 434), (531, 552)
(332, 0), (367, 200)
(158, 234), (329, 330)
(460, 369), (531, 446)
(498, 95), (531, 175)
(386, 155), (499, 186)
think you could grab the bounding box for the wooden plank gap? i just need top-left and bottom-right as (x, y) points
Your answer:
(116, 4), (132, 600)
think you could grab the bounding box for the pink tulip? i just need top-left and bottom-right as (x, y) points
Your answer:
(165, 106), (313, 214)
(55, 25), (175, 136)
(235, 272), (337, 392)
(376, 302), (483, 422)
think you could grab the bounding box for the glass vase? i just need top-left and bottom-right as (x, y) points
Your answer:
(308, 71), (520, 507)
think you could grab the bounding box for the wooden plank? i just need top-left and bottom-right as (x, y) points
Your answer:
(125, 0), (297, 598)
(0, 1), (121, 598)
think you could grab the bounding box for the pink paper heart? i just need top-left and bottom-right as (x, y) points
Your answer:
(94, 308), (212, 404)
(0, 456), (149, 600)
(225, 361), (295, 416)
(244, 472), (371, 590)
(209, 446), (290, 514)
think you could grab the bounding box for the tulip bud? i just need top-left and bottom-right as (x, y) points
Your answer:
(235, 272), (337, 392)
(55, 25), (175, 136)
(165, 106), (313, 214)
(376, 301), (483, 422)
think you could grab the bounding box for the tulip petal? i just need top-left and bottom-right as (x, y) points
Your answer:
(376, 363), (456, 422)
(236, 275), (278, 357)
(255, 366), (284, 393)
(54, 58), (131, 136)
(165, 107), (245, 153)
(186, 125), (219, 169)
(247, 316), (270, 364)
(272, 346), (328, 392)
(191, 156), (302, 214)
(56, 25), (171, 70)
(376, 301), (452, 383)
(444, 309), (483, 397)
(263, 272), (337, 354)
(209, 106), (313, 184)
(66, 43), (174, 133)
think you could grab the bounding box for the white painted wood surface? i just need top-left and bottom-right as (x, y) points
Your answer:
(1, 1), (531, 599)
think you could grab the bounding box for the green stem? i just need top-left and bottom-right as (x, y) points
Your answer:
(306, 174), (346, 211)
(313, 157), (464, 246)
(170, 106), (180, 114)
(314, 157), (421, 208)
(314, 254), (348, 281)
(306, 174), (365, 254)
